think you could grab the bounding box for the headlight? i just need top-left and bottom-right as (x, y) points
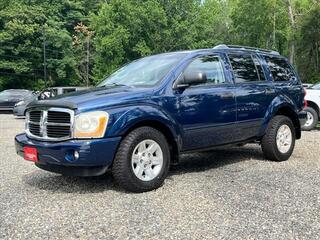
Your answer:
(74, 111), (109, 138)
(15, 101), (25, 107)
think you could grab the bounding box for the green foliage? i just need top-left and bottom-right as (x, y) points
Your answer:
(230, 0), (289, 52)
(0, 0), (95, 90)
(91, 0), (228, 81)
(0, 0), (319, 90)
(297, 4), (320, 83)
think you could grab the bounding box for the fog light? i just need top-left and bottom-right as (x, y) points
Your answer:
(74, 151), (80, 160)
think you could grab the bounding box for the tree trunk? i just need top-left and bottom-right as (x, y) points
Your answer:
(273, 12), (276, 49)
(286, 0), (296, 64)
(316, 42), (319, 72)
(86, 37), (90, 87)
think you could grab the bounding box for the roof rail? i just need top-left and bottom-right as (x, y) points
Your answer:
(213, 44), (280, 56)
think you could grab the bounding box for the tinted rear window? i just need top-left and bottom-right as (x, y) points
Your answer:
(264, 56), (295, 81)
(228, 54), (263, 83)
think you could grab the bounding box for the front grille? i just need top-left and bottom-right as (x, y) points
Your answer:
(29, 122), (41, 136)
(47, 125), (70, 138)
(29, 111), (41, 122)
(26, 108), (74, 141)
(47, 111), (71, 124)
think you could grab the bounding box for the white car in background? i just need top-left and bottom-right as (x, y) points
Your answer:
(303, 83), (320, 130)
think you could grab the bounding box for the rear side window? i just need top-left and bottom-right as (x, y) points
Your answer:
(228, 54), (265, 83)
(264, 56), (295, 81)
(185, 56), (226, 85)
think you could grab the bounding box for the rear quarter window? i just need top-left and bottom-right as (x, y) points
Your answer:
(264, 56), (296, 82)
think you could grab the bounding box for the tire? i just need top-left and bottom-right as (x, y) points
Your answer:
(261, 115), (296, 162)
(112, 127), (170, 193)
(302, 107), (318, 131)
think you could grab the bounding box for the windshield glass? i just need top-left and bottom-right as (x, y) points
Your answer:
(98, 53), (186, 87)
(311, 83), (320, 90)
(0, 90), (30, 100)
(0, 91), (11, 99)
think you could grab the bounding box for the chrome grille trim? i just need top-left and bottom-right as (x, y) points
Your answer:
(25, 107), (75, 141)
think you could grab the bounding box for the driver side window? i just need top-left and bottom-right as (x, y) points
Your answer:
(185, 56), (226, 85)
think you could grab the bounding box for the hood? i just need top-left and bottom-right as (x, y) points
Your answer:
(27, 86), (154, 111)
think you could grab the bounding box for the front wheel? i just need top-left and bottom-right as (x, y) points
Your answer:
(261, 115), (296, 162)
(112, 127), (170, 193)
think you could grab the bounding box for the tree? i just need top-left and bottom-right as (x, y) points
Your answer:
(0, 0), (98, 90)
(90, 0), (228, 81)
(284, 0), (296, 64)
(91, 0), (169, 81)
(297, 5), (320, 82)
(230, 0), (289, 52)
(72, 22), (94, 87)
(0, 0), (319, 90)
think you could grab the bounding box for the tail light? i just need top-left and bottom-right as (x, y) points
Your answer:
(303, 88), (308, 108)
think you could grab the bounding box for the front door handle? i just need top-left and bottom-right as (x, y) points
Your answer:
(265, 88), (275, 95)
(221, 92), (234, 99)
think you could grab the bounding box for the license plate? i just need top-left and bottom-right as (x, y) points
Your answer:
(24, 147), (38, 162)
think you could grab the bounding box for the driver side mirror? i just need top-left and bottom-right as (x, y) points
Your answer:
(173, 71), (207, 89)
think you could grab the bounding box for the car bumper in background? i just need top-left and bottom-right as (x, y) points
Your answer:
(0, 107), (14, 111)
(13, 105), (26, 116)
(15, 133), (121, 176)
(298, 110), (307, 126)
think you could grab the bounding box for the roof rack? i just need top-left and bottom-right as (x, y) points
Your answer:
(213, 44), (280, 56)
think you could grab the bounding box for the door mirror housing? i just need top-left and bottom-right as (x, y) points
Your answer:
(174, 71), (207, 89)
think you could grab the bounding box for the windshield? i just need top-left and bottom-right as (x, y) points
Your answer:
(0, 91), (11, 99)
(0, 90), (31, 100)
(311, 83), (320, 90)
(98, 53), (186, 87)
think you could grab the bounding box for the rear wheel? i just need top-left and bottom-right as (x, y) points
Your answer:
(302, 107), (318, 131)
(112, 127), (170, 193)
(261, 115), (296, 161)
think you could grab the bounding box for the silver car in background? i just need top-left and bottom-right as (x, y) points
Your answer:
(0, 89), (33, 112)
(13, 87), (87, 116)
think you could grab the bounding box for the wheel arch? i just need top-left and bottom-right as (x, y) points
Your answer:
(306, 100), (320, 117)
(274, 105), (301, 139)
(122, 119), (180, 164)
(107, 105), (181, 164)
(261, 96), (302, 139)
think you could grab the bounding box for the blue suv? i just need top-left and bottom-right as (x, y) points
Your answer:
(15, 45), (307, 192)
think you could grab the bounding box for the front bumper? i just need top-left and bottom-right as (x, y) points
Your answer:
(298, 110), (307, 126)
(15, 133), (121, 176)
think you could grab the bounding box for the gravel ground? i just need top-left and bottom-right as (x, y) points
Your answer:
(1, 114), (320, 240)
